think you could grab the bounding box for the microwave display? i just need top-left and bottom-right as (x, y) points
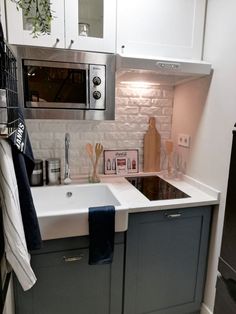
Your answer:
(24, 65), (87, 106)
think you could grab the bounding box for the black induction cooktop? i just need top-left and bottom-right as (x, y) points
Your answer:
(125, 176), (190, 201)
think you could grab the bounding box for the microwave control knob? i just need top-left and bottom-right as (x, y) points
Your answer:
(93, 76), (101, 86)
(93, 91), (101, 100)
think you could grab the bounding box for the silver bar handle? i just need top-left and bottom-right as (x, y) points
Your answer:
(63, 254), (84, 263)
(165, 213), (182, 219)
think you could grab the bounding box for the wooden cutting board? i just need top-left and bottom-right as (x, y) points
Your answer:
(143, 117), (161, 172)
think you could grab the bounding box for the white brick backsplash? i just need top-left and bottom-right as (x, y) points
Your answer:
(162, 88), (174, 98)
(27, 84), (174, 177)
(138, 88), (163, 98)
(29, 131), (54, 140)
(25, 120), (40, 132)
(39, 121), (68, 132)
(95, 122), (117, 132)
(162, 107), (173, 115)
(140, 106), (162, 116)
(128, 98), (152, 107)
(81, 131), (105, 141)
(160, 131), (172, 139)
(115, 114), (149, 124)
(116, 106), (139, 115)
(104, 132), (127, 140)
(151, 99), (172, 107)
(117, 140), (141, 148)
(160, 123), (172, 131)
(156, 116), (172, 124)
(115, 97), (130, 106)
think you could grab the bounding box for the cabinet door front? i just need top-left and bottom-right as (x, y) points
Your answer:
(14, 244), (124, 314)
(5, 0), (64, 48)
(117, 0), (206, 60)
(65, 0), (116, 53)
(124, 207), (211, 314)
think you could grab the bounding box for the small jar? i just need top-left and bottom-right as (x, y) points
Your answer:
(30, 159), (44, 186)
(79, 23), (90, 36)
(46, 158), (61, 185)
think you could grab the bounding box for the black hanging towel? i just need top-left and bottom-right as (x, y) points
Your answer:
(88, 205), (115, 265)
(8, 108), (42, 250)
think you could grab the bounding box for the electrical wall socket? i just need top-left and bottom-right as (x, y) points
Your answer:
(178, 133), (191, 148)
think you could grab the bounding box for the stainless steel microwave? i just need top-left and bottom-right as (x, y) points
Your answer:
(15, 46), (116, 120)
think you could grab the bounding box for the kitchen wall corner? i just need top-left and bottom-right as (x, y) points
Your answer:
(171, 75), (212, 175)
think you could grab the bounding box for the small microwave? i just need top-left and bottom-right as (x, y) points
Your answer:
(16, 47), (116, 120)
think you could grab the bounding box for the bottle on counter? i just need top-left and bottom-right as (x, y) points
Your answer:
(106, 158), (111, 171)
(45, 158), (61, 185)
(127, 158), (131, 170)
(112, 158), (116, 171)
(132, 159), (136, 170)
(30, 159), (44, 186)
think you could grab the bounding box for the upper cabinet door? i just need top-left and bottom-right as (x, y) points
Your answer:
(117, 0), (206, 60)
(65, 0), (116, 53)
(5, 0), (64, 48)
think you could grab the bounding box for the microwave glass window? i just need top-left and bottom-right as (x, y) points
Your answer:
(24, 66), (87, 104)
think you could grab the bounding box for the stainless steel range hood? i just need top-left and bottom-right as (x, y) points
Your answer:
(116, 54), (212, 86)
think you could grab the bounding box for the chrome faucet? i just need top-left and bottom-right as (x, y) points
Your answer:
(64, 133), (72, 184)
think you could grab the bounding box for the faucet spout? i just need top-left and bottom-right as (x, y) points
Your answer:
(64, 133), (72, 184)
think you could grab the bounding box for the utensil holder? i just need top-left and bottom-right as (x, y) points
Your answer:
(89, 163), (100, 183)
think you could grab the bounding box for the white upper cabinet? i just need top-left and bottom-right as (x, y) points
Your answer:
(0, 0), (7, 39)
(5, 0), (65, 48)
(5, 0), (116, 53)
(65, 0), (116, 52)
(116, 0), (207, 60)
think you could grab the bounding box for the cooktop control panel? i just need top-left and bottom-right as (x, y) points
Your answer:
(125, 176), (190, 201)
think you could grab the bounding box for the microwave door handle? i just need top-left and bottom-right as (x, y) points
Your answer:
(86, 68), (90, 109)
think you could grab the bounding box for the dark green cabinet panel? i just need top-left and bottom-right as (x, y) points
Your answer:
(14, 234), (124, 314)
(124, 206), (212, 314)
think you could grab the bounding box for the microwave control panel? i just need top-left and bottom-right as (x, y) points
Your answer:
(89, 65), (105, 110)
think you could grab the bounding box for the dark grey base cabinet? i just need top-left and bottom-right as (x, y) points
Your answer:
(14, 206), (211, 314)
(14, 233), (124, 314)
(123, 206), (212, 314)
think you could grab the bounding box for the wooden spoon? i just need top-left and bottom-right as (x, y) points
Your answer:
(85, 143), (94, 166)
(92, 143), (104, 182)
(94, 143), (103, 170)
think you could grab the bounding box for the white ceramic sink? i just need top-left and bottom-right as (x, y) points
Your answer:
(31, 183), (128, 240)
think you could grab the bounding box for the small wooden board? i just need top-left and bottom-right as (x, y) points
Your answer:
(143, 117), (161, 172)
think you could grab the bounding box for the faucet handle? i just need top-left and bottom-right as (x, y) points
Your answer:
(64, 166), (71, 185)
(65, 133), (70, 145)
(64, 133), (71, 184)
(64, 177), (72, 185)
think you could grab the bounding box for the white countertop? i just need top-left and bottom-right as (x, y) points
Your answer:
(32, 173), (220, 240)
(99, 172), (220, 213)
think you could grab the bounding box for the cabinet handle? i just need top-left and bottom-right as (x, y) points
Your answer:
(165, 213), (182, 219)
(68, 40), (74, 48)
(52, 38), (60, 48)
(63, 254), (84, 263)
